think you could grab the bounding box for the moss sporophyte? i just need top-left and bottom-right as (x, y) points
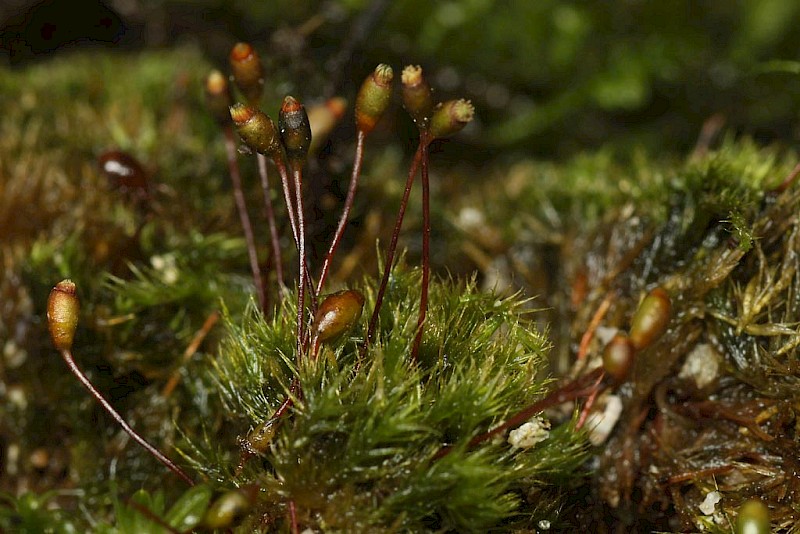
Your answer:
(34, 41), (800, 532)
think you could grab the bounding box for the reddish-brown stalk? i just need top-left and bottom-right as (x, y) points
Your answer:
(58, 347), (195, 485)
(256, 153), (285, 291)
(294, 166), (308, 354)
(48, 281), (194, 486)
(316, 129), (366, 295)
(223, 126), (267, 312)
(410, 134), (432, 362)
(362, 145), (424, 355)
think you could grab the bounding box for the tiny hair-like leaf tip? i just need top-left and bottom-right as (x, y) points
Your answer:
(429, 99), (475, 140)
(229, 42), (264, 105)
(204, 69), (232, 124)
(355, 64), (394, 135)
(278, 95), (312, 168)
(401, 65), (434, 127)
(229, 103), (282, 155)
(47, 279), (79, 352)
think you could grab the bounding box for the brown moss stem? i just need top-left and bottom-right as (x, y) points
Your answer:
(257, 153), (285, 292)
(59, 348), (194, 486)
(223, 126), (267, 312)
(316, 129), (366, 295)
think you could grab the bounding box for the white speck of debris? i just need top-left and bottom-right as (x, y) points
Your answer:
(457, 206), (485, 232)
(585, 394), (623, 446)
(508, 417), (551, 449)
(537, 518), (551, 530)
(151, 253), (179, 285)
(679, 343), (720, 390)
(698, 490), (722, 515)
(594, 326), (619, 347)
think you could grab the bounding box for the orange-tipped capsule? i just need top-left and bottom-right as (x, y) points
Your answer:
(629, 287), (672, 350)
(401, 65), (434, 127)
(734, 499), (770, 534)
(47, 280), (79, 352)
(429, 99), (475, 139)
(204, 69), (233, 124)
(308, 96), (347, 154)
(313, 289), (366, 344)
(355, 64), (393, 134)
(278, 95), (312, 169)
(229, 42), (264, 105)
(229, 103), (282, 156)
(602, 333), (636, 383)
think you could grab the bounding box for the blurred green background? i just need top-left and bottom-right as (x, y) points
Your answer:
(4, 0), (800, 159)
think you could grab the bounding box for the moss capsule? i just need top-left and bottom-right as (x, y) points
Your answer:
(229, 42), (264, 105)
(203, 488), (253, 529)
(602, 333), (636, 383)
(629, 287), (671, 350)
(278, 95), (312, 169)
(230, 103), (282, 156)
(47, 280), (79, 352)
(313, 289), (366, 344)
(735, 499), (770, 534)
(308, 96), (347, 154)
(401, 65), (434, 127)
(98, 150), (148, 193)
(355, 64), (393, 134)
(429, 99), (474, 140)
(243, 419), (278, 455)
(204, 69), (233, 124)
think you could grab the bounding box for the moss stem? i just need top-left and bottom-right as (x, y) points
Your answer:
(257, 153), (285, 293)
(223, 126), (267, 312)
(316, 129), (366, 295)
(363, 144), (423, 355)
(59, 348), (194, 486)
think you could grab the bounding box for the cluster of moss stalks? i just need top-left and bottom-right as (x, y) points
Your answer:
(2, 46), (800, 532)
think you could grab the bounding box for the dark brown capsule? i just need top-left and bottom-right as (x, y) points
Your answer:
(278, 95), (312, 169)
(629, 287), (672, 350)
(98, 150), (148, 193)
(47, 279), (79, 352)
(602, 333), (636, 383)
(313, 289), (366, 344)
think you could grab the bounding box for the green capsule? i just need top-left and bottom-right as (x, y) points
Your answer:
(629, 287), (671, 350)
(203, 489), (252, 529)
(313, 289), (366, 344)
(243, 419), (278, 455)
(229, 103), (282, 156)
(734, 499), (770, 534)
(429, 99), (474, 140)
(602, 333), (636, 383)
(355, 64), (393, 134)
